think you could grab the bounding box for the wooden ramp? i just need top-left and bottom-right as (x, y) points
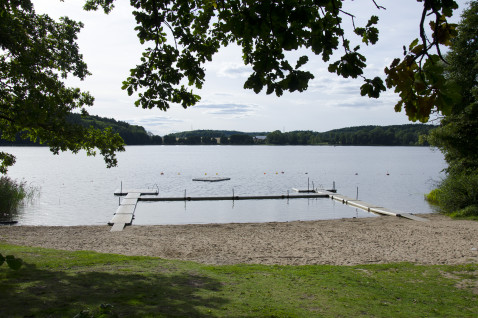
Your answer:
(399, 213), (429, 222)
(109, 189), (159, 232)
(317, 190), (429, 221)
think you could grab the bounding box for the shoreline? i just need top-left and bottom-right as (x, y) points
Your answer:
(1, 213), (477, 266)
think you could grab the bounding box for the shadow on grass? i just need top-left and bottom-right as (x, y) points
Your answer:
(0, 262), (226, 317)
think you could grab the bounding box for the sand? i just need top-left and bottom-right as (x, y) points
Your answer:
(1, 213), (477, 266)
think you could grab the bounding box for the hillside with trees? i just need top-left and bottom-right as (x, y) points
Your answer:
(159, 124), (434, 146)
(0, 113), (435, 147)
(0, 114), (162, 146)
(266, 124), (434, 146)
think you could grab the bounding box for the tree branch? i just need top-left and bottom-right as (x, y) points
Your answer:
(371, 1), (386, 10)
(419, 4), (429, 51)
(339, 9), (356, 29)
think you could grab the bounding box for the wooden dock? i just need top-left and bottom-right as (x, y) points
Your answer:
(139, 193), (329, 202)
(109, 189), (159, 231)
(317, 191), (429, 221)
(114, 189), (160, 196)
(108, 188), (427, 231)
(192, 177), (231, 182)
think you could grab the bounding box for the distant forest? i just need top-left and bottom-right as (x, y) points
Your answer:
(0, 113), (162, 146)
(165, 124), (434, 146)
(265, 124), (434, 146)
(0, 114), (435, 146)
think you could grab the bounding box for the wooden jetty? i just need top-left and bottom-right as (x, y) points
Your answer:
(114, 189), (160, 196)
(317, 190), (429, 222)
(192, 177), (231, 182)
(292, 188), (316, 193)
(139, 193), (329, 202)
(109, 189), (159, 232)
(108, 187), (427, 231)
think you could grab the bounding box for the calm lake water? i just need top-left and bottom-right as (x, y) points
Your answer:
(2, 146), (446, 226)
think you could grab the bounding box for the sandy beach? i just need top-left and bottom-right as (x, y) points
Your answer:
(1, 213), (477, 266)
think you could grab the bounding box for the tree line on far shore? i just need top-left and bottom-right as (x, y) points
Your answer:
(0, 116), (435, 147)
(164, 124), (433, 146)
(265, 124), (433, 146)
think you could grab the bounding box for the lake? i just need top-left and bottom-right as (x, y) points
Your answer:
(2, 145), (446, 226)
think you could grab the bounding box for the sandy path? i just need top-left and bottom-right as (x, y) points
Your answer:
(1, 214), (477, 266)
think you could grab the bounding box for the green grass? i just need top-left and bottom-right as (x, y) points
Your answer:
(1, 243), (477, 317)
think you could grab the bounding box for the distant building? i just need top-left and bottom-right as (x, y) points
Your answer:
(254, 136), (267, 144)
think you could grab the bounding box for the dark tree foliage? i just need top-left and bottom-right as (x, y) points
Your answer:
(163, 130), (264, 145)
(158, 125), (434, 145)
(229, 134), (254, 145)
(0, 0), (125, 173)
(266, 124), (434, 146)
(219, 136), (229, 145)
(184, 135), (201, 145)
(0, 114), (163, 146)
(201, 136), (218, 145)
(84, 0), (461, 123)
(425, 1), (478, 217)
(163, 134), (177, 145)
(267, 130), (288, 145)
(428, 0), (478, 174)
(171, 130), (267, 138)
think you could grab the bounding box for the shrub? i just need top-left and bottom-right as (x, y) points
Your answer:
(0, 176), (35, 220)
(449, 205), (478, 220)
(425, 188), (442, 205)
(426, 171), (478, 218)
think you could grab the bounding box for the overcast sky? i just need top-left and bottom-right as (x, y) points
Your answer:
(33, 0), (469, 135)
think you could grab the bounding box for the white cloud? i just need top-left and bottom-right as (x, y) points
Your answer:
(217, 64), (252, 79)
(129, 116), (183, 127)
(194, 103), (259, 118)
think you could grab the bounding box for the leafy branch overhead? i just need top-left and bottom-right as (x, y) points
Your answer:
(85, 0), (460, 122)
(0, 0), (462, 173)
(0, 0), (125, 173)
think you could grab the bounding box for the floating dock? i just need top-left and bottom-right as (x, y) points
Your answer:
(109, 189), (159, 231)
(108, 188), (427, 231)
(317, 191), (429, 222)
(192, 177), (231, 182)
(139, 193), (329, 202)
(114, 189), (160, 196)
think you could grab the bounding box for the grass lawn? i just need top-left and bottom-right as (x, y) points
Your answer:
(1, 243), (477, 317)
